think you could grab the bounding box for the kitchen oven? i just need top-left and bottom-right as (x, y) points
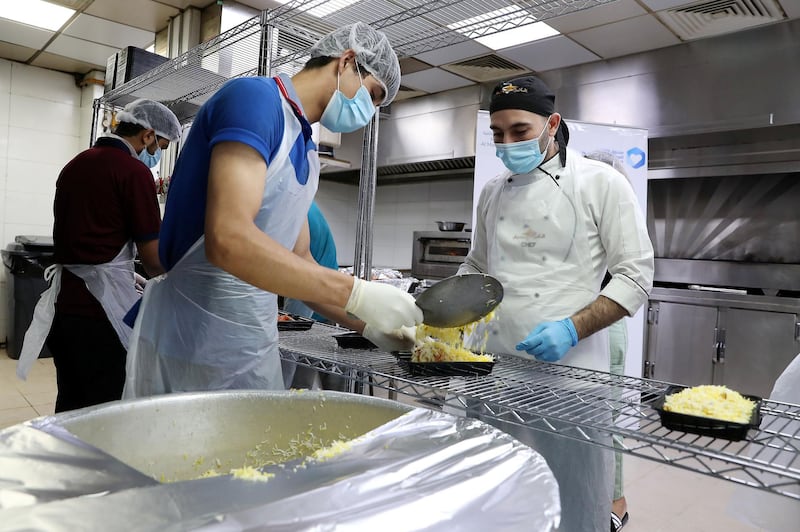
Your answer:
(411, 231), (471, 280)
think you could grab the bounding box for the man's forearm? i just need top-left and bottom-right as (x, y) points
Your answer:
(570, 295), (628, 340)
(305, 301), (365, 333)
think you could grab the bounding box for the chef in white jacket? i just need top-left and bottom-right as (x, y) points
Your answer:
(458, 76), (654, 532)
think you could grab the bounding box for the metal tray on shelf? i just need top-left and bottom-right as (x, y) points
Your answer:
(277, 312), (314, 331)
(650, 385), (762, 441)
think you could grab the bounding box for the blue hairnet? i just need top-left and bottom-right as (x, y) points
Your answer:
(310, 22), (400, 106)
(116, 99), (182, 141)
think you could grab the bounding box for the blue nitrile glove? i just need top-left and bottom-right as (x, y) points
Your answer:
(515, 318), (579, 362)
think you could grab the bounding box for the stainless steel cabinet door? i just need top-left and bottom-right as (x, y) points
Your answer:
(647, 302), (717, 385)
(721, 309), (800, 397)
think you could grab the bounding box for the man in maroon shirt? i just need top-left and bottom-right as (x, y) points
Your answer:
(40, 99), (181, 412)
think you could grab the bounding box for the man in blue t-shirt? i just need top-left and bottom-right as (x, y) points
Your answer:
(123, 23), (420, 397)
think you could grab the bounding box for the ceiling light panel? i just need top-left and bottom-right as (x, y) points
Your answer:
(0, 0), (74, 31)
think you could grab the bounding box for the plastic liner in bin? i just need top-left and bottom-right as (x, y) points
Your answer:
(2, 236), (56, 360)
(0, 391), (561, 531)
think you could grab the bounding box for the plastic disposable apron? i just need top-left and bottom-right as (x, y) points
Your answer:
(123, 88), (318, 398)
(473, 170), (613, 532)
(16, 242), (138, 380)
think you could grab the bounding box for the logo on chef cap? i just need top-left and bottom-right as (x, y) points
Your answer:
(499, 82), (528, 95)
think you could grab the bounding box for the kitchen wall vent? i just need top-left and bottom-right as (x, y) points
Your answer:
(657, 0), (785, 40)
(441, 54), (529, 82)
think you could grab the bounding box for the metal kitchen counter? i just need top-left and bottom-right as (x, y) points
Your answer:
(279, 322), (800, 501)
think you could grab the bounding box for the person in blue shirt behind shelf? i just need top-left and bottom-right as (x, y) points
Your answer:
(122, 22), (420, 398)
(283, 201), (339, 323)
(282, 201), (351, 391)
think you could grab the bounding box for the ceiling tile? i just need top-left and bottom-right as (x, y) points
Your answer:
(400, 67), (474, 93)
(569, 14), (681, 58)
(0, 41), (36, 63)
(394, 85), (428, 102)
(783, 0), (800, 18)
(85, 0), (179, 32)
(156, 0), (212, 8)
(47, 34), (119, 69)
(400, 57), (433, 75)
(30, 51), (100, 75)
(0, 19), (54, 49)
(64, 14), (154, 49)
(497, 36), (600, 73)
(547, 0), (647, 34)
(413, 40), (492, 66)
(638, 0), (696, 10)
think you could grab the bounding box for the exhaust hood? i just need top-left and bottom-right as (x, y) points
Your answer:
(321, 84), (488, 184)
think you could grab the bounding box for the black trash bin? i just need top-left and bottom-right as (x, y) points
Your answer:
(2, 236), (56, 360)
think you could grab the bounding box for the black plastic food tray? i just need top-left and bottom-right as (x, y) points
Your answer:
(277, 313), (314, 331)
(394, 352), (495, 377)
(334, 332), (378, 349)
(651, 385), (762, 441)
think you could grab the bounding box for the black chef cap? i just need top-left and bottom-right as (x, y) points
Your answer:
(489, 76), (569, 165)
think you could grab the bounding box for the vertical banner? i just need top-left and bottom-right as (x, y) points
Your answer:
(473, 111), (650, 378)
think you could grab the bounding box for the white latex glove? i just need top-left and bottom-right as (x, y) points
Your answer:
(363, 324), (417, 353)
(345, 278), (424, 333)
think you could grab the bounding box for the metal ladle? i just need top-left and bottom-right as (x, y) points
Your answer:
(415, 274), (503, 328)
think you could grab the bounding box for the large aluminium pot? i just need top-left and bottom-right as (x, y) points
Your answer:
(54, 390), (412, 482)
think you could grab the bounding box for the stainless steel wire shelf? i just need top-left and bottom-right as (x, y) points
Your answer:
(279, 323), (800, 501)
(94, 0), (614, 126)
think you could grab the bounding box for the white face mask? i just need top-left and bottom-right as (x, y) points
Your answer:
(494, 116), (552, 174)
(138, 140), (162, 168)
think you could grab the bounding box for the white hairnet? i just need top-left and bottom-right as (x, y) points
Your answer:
(310, 22), (400, 106)
(116, 99), (182, 141)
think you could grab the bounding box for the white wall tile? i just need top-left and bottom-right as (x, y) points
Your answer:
(371, 245), (395, 268)
(0, 92), (9, 126)
(394, 182), (429, 203)
(9, 94), (81, 136)
(0, 123), (8, 155)
(429, 179), (473, 202)
(4, 191), (55, 227)
(0, 58), (11, 93)
(0, 156), (7, 182)
(317, 179), (475, 270)
(6, 159), (61, 194)
(8, 127), (80, 167)
(10, 62), (81, 106)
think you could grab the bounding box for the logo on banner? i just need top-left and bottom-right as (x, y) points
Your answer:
(626, 147), (646, 169)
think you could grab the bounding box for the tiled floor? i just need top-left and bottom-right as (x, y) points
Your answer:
(0, 347), (768, 530)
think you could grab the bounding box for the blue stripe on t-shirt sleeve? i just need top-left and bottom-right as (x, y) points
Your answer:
(206, 77), (283, 166)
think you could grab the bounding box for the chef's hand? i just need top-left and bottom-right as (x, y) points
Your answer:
(345, 278), (424, 334)
(515, 318), (578, 362)
(363, 324), (416, 353)
(134, 272), (147, 295)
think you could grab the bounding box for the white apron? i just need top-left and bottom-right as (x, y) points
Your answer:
(123, 91), (319, 398)
(467, 170), (614, 532)
(16, 242), (139, 380)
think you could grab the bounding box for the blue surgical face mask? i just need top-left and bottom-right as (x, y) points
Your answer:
(319, 63), (376, 133)
(494, 118), (552, 174)
(138, 141), (161, 168)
